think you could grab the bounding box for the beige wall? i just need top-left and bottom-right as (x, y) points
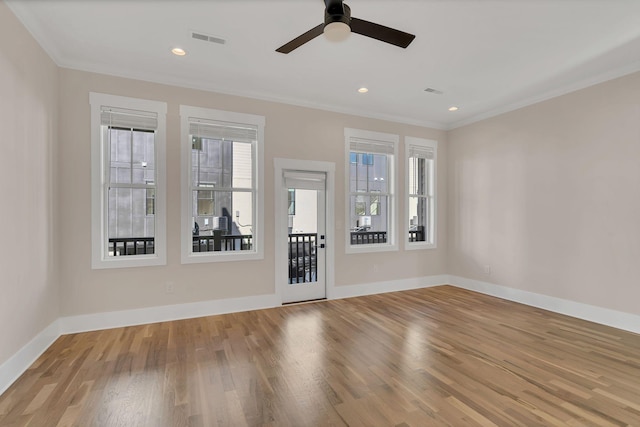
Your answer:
(57, 69), (448, 316)
(448, 71), (640, 315)
(0, 2), (59, 365)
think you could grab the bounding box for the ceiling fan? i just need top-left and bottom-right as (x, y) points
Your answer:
(276, 0), (415, 54)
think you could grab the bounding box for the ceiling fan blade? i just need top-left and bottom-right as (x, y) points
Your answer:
(350, 17), (415, 49)
(276, 24), (324, 54)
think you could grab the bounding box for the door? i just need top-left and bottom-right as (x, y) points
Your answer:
(281, 171), (326, 303)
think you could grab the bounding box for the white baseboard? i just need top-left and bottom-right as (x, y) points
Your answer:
(329, 274), (449, 300)
(450, 275), (640, 335)
(0, 320), (61, 396)
(59, 293), (282, 334)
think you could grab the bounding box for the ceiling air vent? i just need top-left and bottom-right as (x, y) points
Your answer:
(424, 87), (444, 95)
(191, 31), (226, 45)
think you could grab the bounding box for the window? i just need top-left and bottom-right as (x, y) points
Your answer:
(90, 93), (167, 269)
(288, 189), (296, 215)
(180, 106), (264, 263)
(345, 128), (398, 253)
(405, 137), (437, 249)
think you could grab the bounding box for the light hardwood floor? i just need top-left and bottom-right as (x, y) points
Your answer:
(1, 285), (640, 426)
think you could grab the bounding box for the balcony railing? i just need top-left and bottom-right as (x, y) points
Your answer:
(192, 233), (253, 252)
(289, 233), (317, 284)
(108, 233), (254, 256)
(110, 229), (418, 258)
(409, 226), (425, 242)
(350, 231), (387, 245)
(109, 237), (155, 256)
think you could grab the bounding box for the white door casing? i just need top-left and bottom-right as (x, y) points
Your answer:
(274, 159), (335, 304)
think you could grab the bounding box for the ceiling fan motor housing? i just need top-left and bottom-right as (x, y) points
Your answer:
(325, 3), (351, 27)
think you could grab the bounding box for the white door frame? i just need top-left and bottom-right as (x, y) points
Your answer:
(274, 158), (335, 304)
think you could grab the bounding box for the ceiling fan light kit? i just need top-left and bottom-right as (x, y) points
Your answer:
(276, 0), (415, 54)
(324, 21), (351, 42)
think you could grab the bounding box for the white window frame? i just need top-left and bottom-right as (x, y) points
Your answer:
(345, 128), (398, 254)
(180, 105), (265, 263)
(405, 137), (437, 250)
(90, 92), (167, 269)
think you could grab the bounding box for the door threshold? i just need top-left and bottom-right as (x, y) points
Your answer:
(282, 298), (327, 306)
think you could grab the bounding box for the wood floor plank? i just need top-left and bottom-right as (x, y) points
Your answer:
(1, 286), (640, 426)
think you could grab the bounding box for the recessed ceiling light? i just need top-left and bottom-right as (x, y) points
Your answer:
(358, 87), (369, 93)
(448, 106), (459, 112)
(171, 47), (186, 56)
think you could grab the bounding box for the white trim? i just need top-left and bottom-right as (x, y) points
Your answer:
(58, 293), (281, 334)
(179, 105), (265, 264)
(344, 128), (399, 254)
(89, 92), (167, 269)
(274, 158), (336, 304)
(329, 275), (449, 300)
(404, 137), (437, 251)
(450, 276), (640, 335)
(0, 320), (60, 396)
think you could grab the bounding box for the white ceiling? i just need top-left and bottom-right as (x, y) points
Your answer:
(7, 0), (640, 129)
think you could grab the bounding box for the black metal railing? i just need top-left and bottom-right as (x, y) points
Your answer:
(350, 231), (387, 245)
(108, 237), (155, 256)
(192, 232), (253, 252)
(108, 233), (255, 257)
(289, 233), (317, 284)
(409, 226), (425, 242)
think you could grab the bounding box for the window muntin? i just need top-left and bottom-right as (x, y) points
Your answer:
(90, 93), (167, 268)
(405, 137), (437, 249)
(345, 128), (398, 253)
(181, 106), (264, 263)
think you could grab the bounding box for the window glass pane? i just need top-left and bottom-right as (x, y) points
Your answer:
(109, 128), (131, 184)
(199, 138), (223, 187)
(370, 154), (388, 193)
(191, 190), (253, 253)
(192, 138), (244, 188)
(191, 138), (201, 187)
(370, 194), (380, 216)
(355, 195), (366, 216)
(108, 188), (155, 240)
(349, 195), (388, 231)
(408, 196), (427, 242)
(288, 189), (296, 215)
(233, 191), (254, 236)
(196, 189), (214, 216)
(350, 152), (389, 193)
(409, 157), (427, 196)
(232, 141), (253, 188)
(350, 194), (388, 245)
(349, 161), (358, 192)
(146, 188), (155, 215)
(108, 129), (155, 185)
(132, 131), (154, 184)
(356, 153), (368, 192)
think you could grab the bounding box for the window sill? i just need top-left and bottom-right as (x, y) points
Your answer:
(181, 251), (264, 264)
(404, 242), (437, 251)
(345, 243), (398, 255)
(91, 254), (166, 270)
